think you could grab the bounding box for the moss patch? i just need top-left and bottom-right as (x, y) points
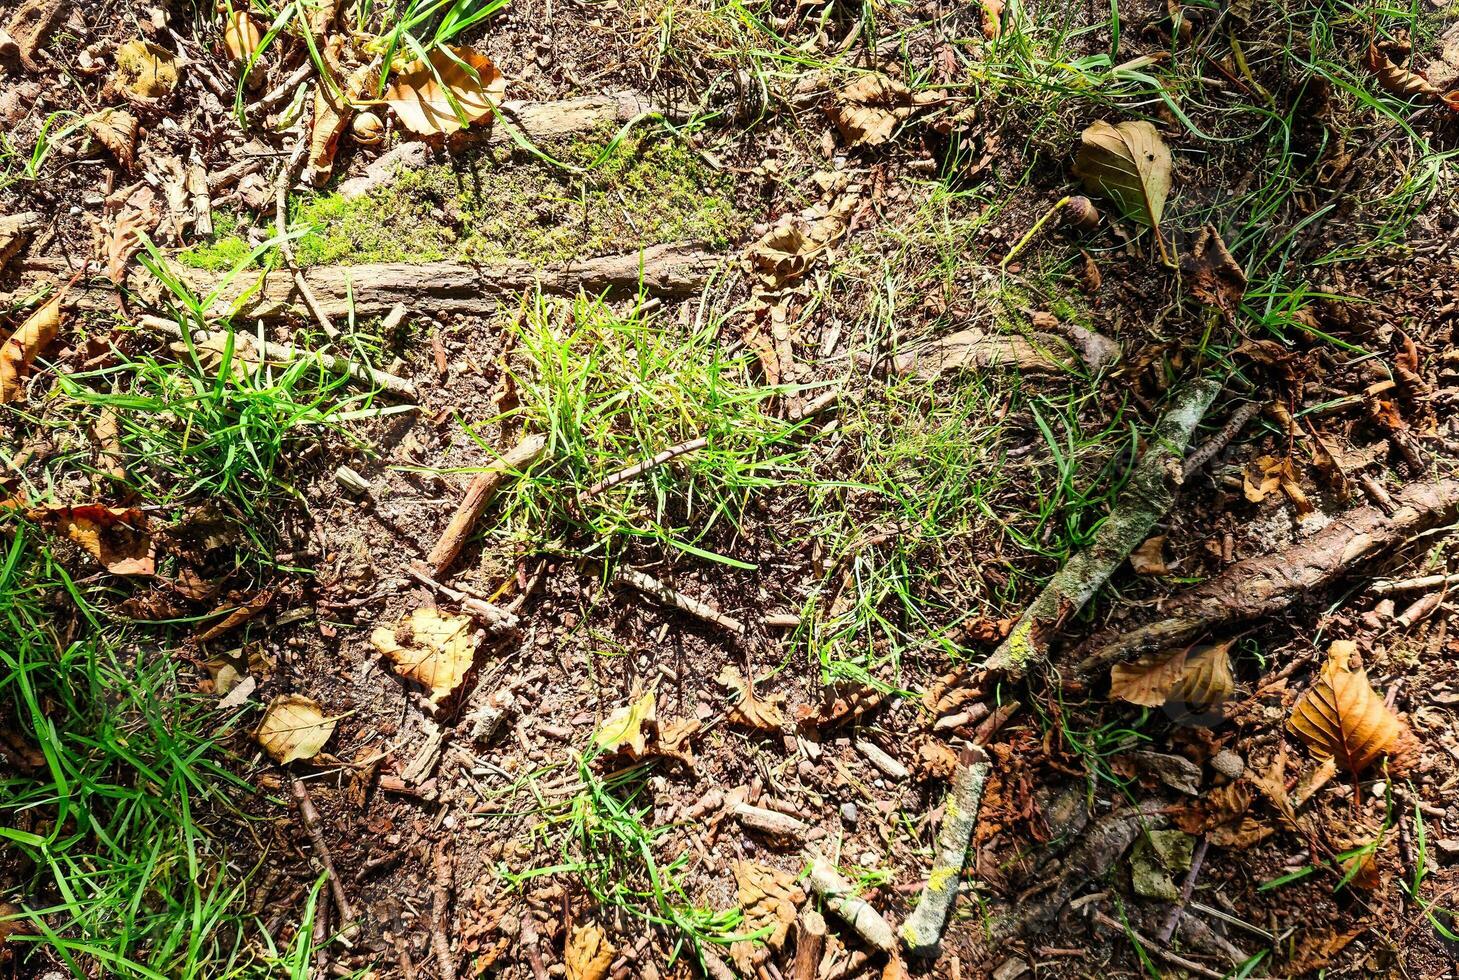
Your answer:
(180, 132), (741, 271)
(175, 213), (254, 272)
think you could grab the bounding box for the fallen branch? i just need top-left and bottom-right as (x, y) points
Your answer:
(407, 562), (519, 631)
(583, 436), (708, 498)
(804, 854), (897, 953)
(289, 777), (358, 938)
(984, 377), (1222, 676)
(901, 747), (992, 957)
(1091, 910), (1226, 980)
(430, 846), (456, 980)
(1371, 571), (1459, 596)
(1182, 400), (1262, 479)
(617, 568), (746, 634)
(136, 314), (418, 400)
(427, 433), (548, 577)
(1076, 478), (1459, 674)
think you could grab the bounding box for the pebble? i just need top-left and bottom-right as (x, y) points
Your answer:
(1371, 780), (1387, 798)
(839, 802), (858, 825)
(1210, 748), (1245, 779)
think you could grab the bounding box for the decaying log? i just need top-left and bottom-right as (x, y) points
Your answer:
(804, 854), (897, 953)
(901, 747), (992, 957)
(1076, 477), (1459, 675)
(427, 433), (547, 577)
(984, 377), (1222, 677)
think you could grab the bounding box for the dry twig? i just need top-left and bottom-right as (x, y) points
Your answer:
(428, 433), (547, 577)
(288, 777), (357, 937)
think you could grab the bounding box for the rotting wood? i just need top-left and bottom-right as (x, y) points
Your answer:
(1076, 478), (1459, 674)
(984, 376), (1222, 677)
(289, 776), (358, 940)
(791, 909), (827, 980)
(427, 433), (547, 577)
(617, 568), (746, 634)
(136, 314), (418, 400)
(430, 846), (456, 980)
(732, 802), (808, 840)
(901, 746), (992, 957)
(804, 854), (898, 953)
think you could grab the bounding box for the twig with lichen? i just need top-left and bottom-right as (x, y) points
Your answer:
(901, 747), (992, 957)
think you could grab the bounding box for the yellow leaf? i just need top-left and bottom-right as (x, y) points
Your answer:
(255, 694), (335, 764)
(564, 922), (613, 980)
(1109, 642), (1233, 709)
(370, 608), (478, 704)
(1287, 641), (1405, 774)
(0, 291), (63, 403)
(114, 39), (178, 103)
(593, 690), (655, 756)
(383, 46), (505, 136)
(717, 665), (786, 731)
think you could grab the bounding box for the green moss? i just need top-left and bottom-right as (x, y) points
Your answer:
(176, 212), (253, 272)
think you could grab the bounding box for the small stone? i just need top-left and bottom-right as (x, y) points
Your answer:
(839, 802), (858, 824)
(1210, 749), (1245, 779)
(1371, 781), (1387, 798)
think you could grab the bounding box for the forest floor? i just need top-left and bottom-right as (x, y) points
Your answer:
(3, 0), (1459, 978)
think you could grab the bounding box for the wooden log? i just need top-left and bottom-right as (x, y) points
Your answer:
(427, 434), (547, 577)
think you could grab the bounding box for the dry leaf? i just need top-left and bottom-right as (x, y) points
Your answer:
(1282, 926), (1366, 976)
(1246, 455), (1312, 517)
(1287, 641), (1405, 773)
(0, 290), (63, 403)
(1129, 535), (1168, 575)
(565, 922), (614, 980)
(826, 74), (940, 147)
(28, 503), (154, 575)
(105, 189), (160, 285)
(917, 740), (959, 779)
(383, 46), (505, 136)
(255, 693), (334, 764)
(593, 690), (656, 755)
(717, 665), (786, 730)
(655, 717), (701, 766)
(223, 10), (263, 62)
(1206, 815), (1276, 848)
(980, 0), (1005, 39)
(889, 328), (1071, 378)
(734, 861), (804, 948)
(1172, 780), (1253, 834)
(0, 213), (42, 276)
(1073, 120), (1172, 245)
(1109, 642), (1234, 709)
(307, 57), (372, 186)
(1182, 224), (1246, 317)
(86, 109), (138, 170)
(1365, 42), (1441, 102)
(370, 608), (479, 704)
(195, 589), (274, 642)
(746, 192), (858, 290)
(114, 39), (178, 103)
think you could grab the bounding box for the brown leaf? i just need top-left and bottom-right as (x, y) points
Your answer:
(1281, 926), (1366, 977)
(306, 54), (372, 187)
(105, 190), (160, 285)
(733, 861), (804, 948)
(1129, 535), (1168, 575)
(254, 693), (334, 764)
(746, 192), (858, 289)
(718, 665), (786, 731)
(888, 327), (1072, 379)
(1073, 120), (1172, 235)
(86, 109), (138, 170)
(1206, 814), (1276, 848)
(826, 74), (940, 147)
(980, 0), (1005, 39)
(1182, 224), (1246, 317)
(195, 589), (274, 641)
(1, 290), (63, 403)
(113, 39), (178, 103)
(1365, 42), (1441, 102)
(383, 46), (505, 136)
(1287, 640), (1405, 773)
(0, 213), (41, 276)
(1171, 780), (1253, 834)
(370, 608), (479, 705)
(564, 922), (614, 980)
(1245, 455), (1312, 517)
(28, 503), (154, 575)
(1109, 642), (1234, 709)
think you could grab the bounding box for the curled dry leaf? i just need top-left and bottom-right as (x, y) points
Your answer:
(746, 191), (859, 290)
(308, 59), (373, 186)
(370, 608), (479, 704)
(113, 39), (178, 103)
(1287, 640), (1405, 773)
(0, 289), (63, 403)
(1128, 534), (1168, 575)
(592, 690), (656, 756)
(888, 327), (1072, 379)
(827, 74), (942, 147)
(255, 693), (335, 764)
(383, 46), (505, 136)
(564, 922), (614, 980)
(733, 861), (805, 948)
(1245, 454), (1313, 517)
(222, 10), (263, 63)
(86, 109), (138, 170)
(1073, 120), (1172, 254)
(28, 504), (155, 576)
(1109, 641), (1234, 709)
(195, 589), (275, 642)
(1182, 223), (1246, 317)
(1365, 42), (1441, 101)
(717, 665), (786, 731)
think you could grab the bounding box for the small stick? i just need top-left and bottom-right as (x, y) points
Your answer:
(971, 702), (1019, 744)
(427, 433), (548, 577)
(289, 777), (357, 935)
(312, 885), (332, 975)
(1372, 572), (1459, 595)
(1182, 400), (1261, 479)
(617, 568), (746, 634)
(1157, 834), (1208, 943)
(430, 846), (456, 980)
(137, 314), (417, 399)
(733, 803), (809, 840)
(519, 912), (548, 980)
(901, 748), (993, 957)
(254, 61), (316, 115)
(407, 563), (519, 631)
(1092, 910), (1226, 980)
(277, 182), (338, 339)
(1358, 473), (1396, 515)
(791, 910), (827, 980)
(583, 436), (708, 498)
(804, 854), (897, 953)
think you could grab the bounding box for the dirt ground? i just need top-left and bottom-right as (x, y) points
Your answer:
(3, 0), (1459, 978)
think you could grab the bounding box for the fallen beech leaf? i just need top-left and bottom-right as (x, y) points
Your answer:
(733, 861), (804, 948)
(1110, 642), (1234, 709)
(1365, 42), (1441, 102)
(1206, 814), (1275, 848)
(86, 108), (138, 170)
(565, 922), (613, 980)
(1129, 535), (1168, 575)
(195, 589), (274, 642)
(980, 0), (1005, 39)
(1182, 224), (1246, 317)
(114, 39), (178, 103)
(746, 192), (858, 289)
(717, 665), (786, 731)
(28, 503), (154, 575)
(383, 46), (505, 136)
(1171, 780), (1253, 834)
(307, 57), (373, 186)
(222, 10), (263, 62)
(592, 690), (656, 755)
(0, 213), (42, 275)
(370, 608), (479, 705)
(255, 693), (334, 764)
(654, 717), (701, 766)
(1287, 640), (1405, 773)
(1246, 455), (1312, 517)
(105, 191), (160, 285)
(0, 290), (63, 403)
(1073, 120), (1172, 243)
(826, 74), (941, 147)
